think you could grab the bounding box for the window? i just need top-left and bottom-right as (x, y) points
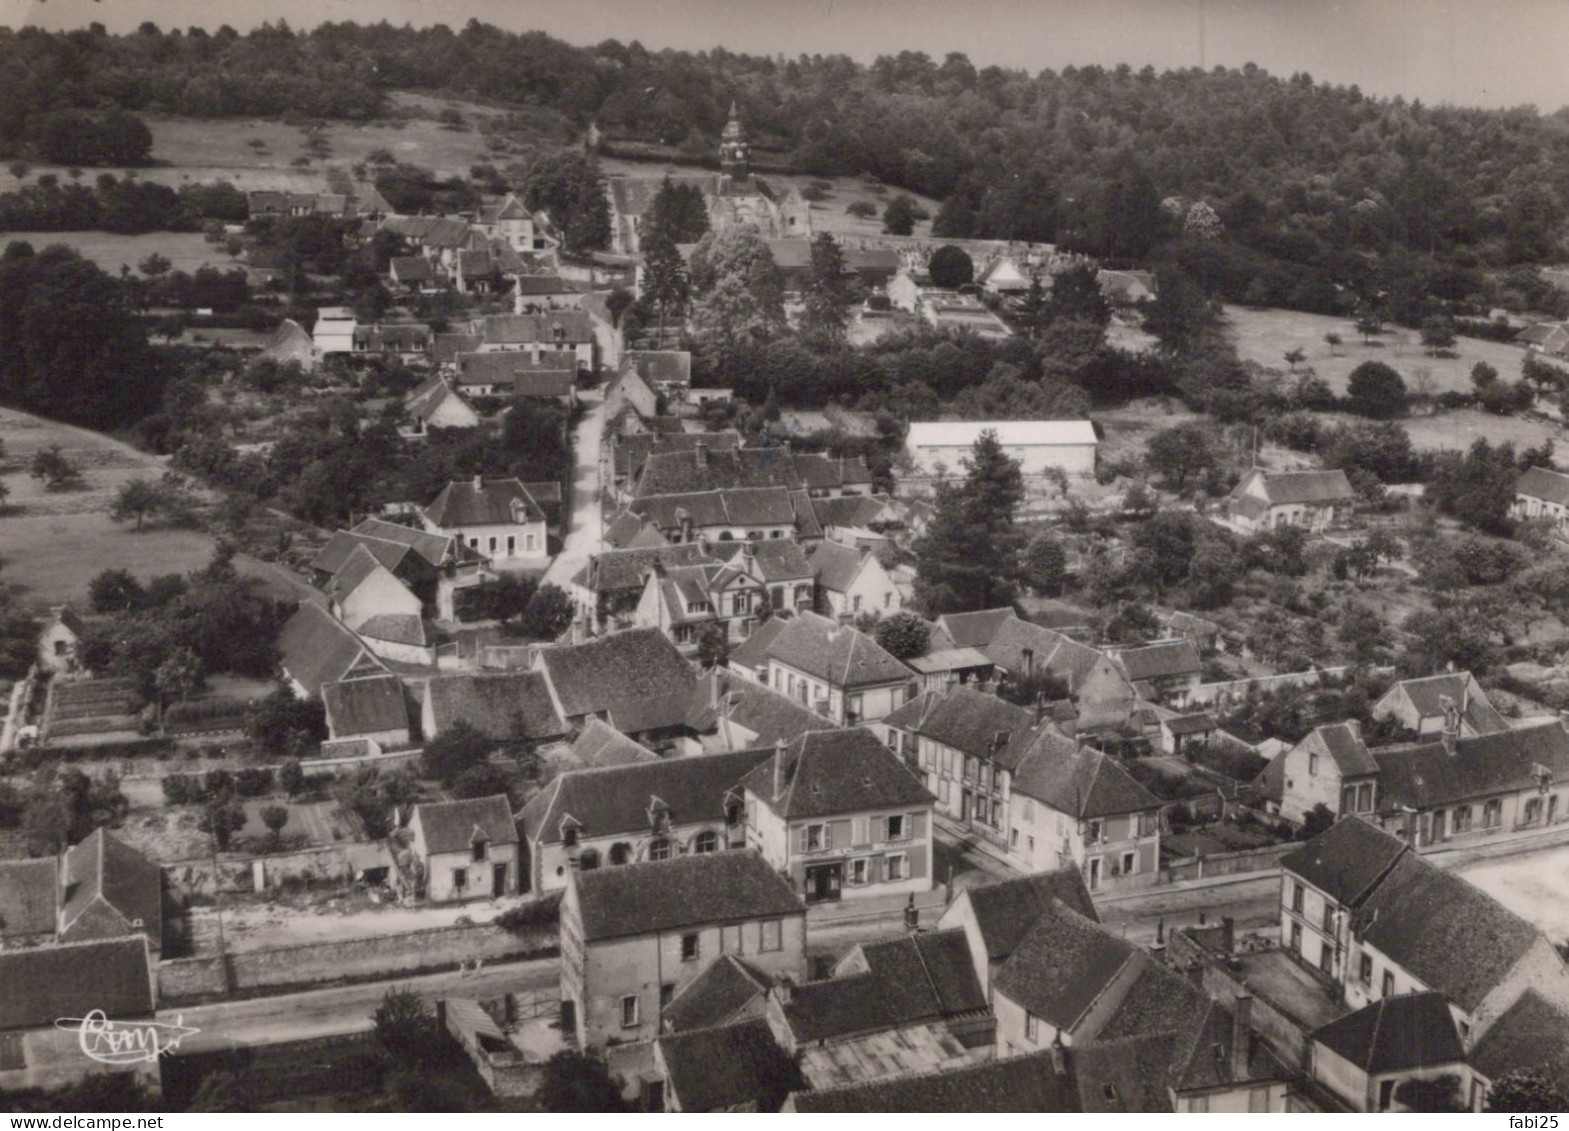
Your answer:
(1028, 835), (1036, 853)
(488, 536), (498, 553)
(1341, 786), (1356, 815)
(1525, 797), (1544, 825)
(1308, 752), (1319, 776)
(884, 591), (893, 608)
(1291, 882), (1304, 914)
(725, 802), (742, 827)
(1121, 851), (1135, 875)
(1010, 828), (1020, 847)
(852, 595), (863, 612)
(1381, 970), (1395, 998)
(694, 829), (718, 854)
(506, 535), (516, 556)
(0, 1032), (24, 1071)
(1484, 798), (1503, 828)
(1358, 782), (1374, 811)
(1323, 903), (1335, 933)
(1188, 1096), (1209, 1114)
(452, 867), (467, 891)
(472, 840), (488, 862)
(760, 919), (783, 952)
(804, 824), (825, 851)
(621, 995), (640, 1028)
(722, 924), (742, 953)
(1248, 1088), (1269, 1114)
(680, 933), (700, 961)
(1289, 922), (1302, 953)
(885, 854), (906, 881)
(660, 983), (675, 1009)
(1025, 1012), (1039, 1041)
(1358, 952), (1373, 985)
(886, 814), (907, 840)
(54, 640), (67, 657)
(1319, 941), (1333, 974)
(610, 842), (632, 865)
(1087, 819), (1103, 844)
(847, 694), (863, 722)
(851, 858), (869, 885)
(1454, 806), (1472, 833)
(562, 826), (579, 848)
(649, 838), (672, 861)
(579, 848), (600, 871)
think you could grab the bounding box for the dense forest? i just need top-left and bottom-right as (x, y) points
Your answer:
(3, 21), (1569, 316)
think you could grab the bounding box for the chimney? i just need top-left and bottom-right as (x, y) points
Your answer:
(1439, 693), (1459, 756)
(472, 474), (483, 492)
(695, 442), (708, 468)
(1221, 916), (1235, 956)
(773, 738), (788, 798)
(1232, 989), (1253, 1079)
(1049, 1034), (1067, 1077)
(742, 540), (755, 562)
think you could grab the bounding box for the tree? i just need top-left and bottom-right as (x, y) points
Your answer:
(604, 286), (634, 328)
(520, 583), (574, 640)
(872, 611), (931, 660)
(1021, 533), (1068, 596)
(519, 150), (610, 253)
(1145, 423), (1217, 490)
(539, 1050), (631, 1113)
(246, 686), (326, 757)
(30, 445), (84, 491)
(1486, 1069), (1568, 1113)
(914, 430), (1025, 614)
(927, 245), (975, 289)
(155, 647), (203, 706)
(1188, 538), (1239, 609)
(22, 793), (70, 856)
(450, 763), (511, 802)
(138, 252), (171, 278)
(882, 194), (919, 235)
(1355, 308), (1384, 343)
(260, 804), (290, 849)
(1296, 802), (1335, 841)
(695, 622), (730, 670)
(1183, 200), (1224, 241)
(1420, 314), (1457, 353)
(688, 226), (787, 349)
(90, 567), (146, 613)
(371, 986), (445, 1071)
(1141, 265), (1215, 357)
(642, 175), (710, 245)
(199, 799), (246, 851)
(1395, 1074), (1466, 1113)
(422, 720), (492, 783)
(846, 200), (877, 219)
(1044, 263), (1111, 331)
(110, 477), (163, 530)
(1345, 361), (1408, 419)
(279, 758), (305, 797)
(1284, 347), (1306, 372)
(640, 230), (690, 338)
(800, 232), (852, 341)
(1472, 360), (1499, 388)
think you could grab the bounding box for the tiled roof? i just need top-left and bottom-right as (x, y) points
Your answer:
(1280, 816), (1409, 906)
(738, 727), (934, 820)
(1109, 639), (1202, 682)
(630, 487), (800, 530)
(810, 494), (891, 531)
(764, 611), (913, 689)
(1518, 466), (1569, 508)
(1071, 1034), (1178, 1113)
(479, 311), (593, 345)
(520, 747), (770, 847)
(613, 430), (742, 479)
(788, 1050), (1078, 1112)
(431, 333), (483, 364)
(413, 795), (517, 856)
(570, 850), (802, 942)
(1172, 1000), (1298, 1093)
(662, 954), (772, 1034)
(425, 477), (545, 528)
(1313, 992), (1464, 1074)
(356, 613), (429, 647)
(574, 543), (717, 595)
(782, 928), (987, 1043)
(1163, 711), (1217, 736)
(1295, 722), (1378, 777)
(1356, 851), (1549, 1013)
(0, 936), (153, 1030)
(326, 544), (394, 605)
(985, 617), (1109, 691)
(313, 529), (412, 579)
(1240, 468), (1355, 506)
(731, 538), (812, 583)
(634, 446), (811, 497)
(0, 858), (59, 939)
(322, 674), (410, 738)
(623, 349), (692, 387)
(992, 901), (1138, 1029)
(727, 615), (788, 674)
(687, 670), (837, 746)
(278, 602), (385, 697)
(884, 686), (1038, 766)
(658, 1018), (800, 1112)
(1010, 728), (1162, 818)
(807, 539), (869, 594)
(1373, 719), (1569, 811)
(1469, 990), (1569, 1097)
(569, 718), (659, 768)
(960, 869), (1101, 963)
(1093, 957), (1208, 1044)
(390, 255), (435, 282)
(1384, 671), (1508, 734)
(349, 516), (459, 568)
(424, 671), (565, 742)
(537, 628), (696, 728)
(937, 608), (1017, 649)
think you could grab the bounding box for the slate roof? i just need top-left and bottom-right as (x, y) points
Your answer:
(985, 616), (1110, 690)
(58, 829), (162, 951)
(479, 311), (593, 345)
(570, 850), (802, 942)
(627, 487), (800, 531)
(520, 747), (771, 847)
(960, 869), (1101, 964)
(1374, 719), (1569, 811)
(659, 1018), (800, 1112)
(810, 494), (891, 532)
(0, 858), (59, 939)
(425, 671), (565, 742)
(1240, 468), (1356, 506)
(789, 1050), (1078, 1113)
(325, 543), (391, 605)
(1297, 722), (1379, 777)
(569, 718), (659, 768)
(738, 728), (934, 820)
(763, 611), (913, 689)
(431, 333), (483, 365)
(1071, 1034), (1179, 1113)
(1469, 990), (1569, 1096)
(278, 601), (384, 697)
(1312, 991), (1464, 1076)
(882, 686), (1038, 766)
(536, 628), (696, 730)
(623, 349), (692, 387)
(413, 795), (517, 857)
(1355, 851), (1549, 1013)
(992, 901), (1138, 1030)
(572, 543), (717, 595)
(807, 539), (870, 593)
(687, 670), (838, 746)
(937, 608), (1017, 649)
(662, 954), (772, 1034)
(634, 446), (812, 497)
(349, 516), (461, 568)
(425, 477), (545, 528)
(1517, 465), (1569, 508)
(1109, 639), (1202, 682)
(454, 352), (575, 398)
(613, 430), (742, 480)
(727, 615), (789, 674)
(322, 674), (410, 738)
(1382, 671), (1508, 735)
(311, 526), (424, 581)
(733, 538), (813, 583)
(782, 929), (988, 1043)
(0, 936), (153, 1031)
(1280, 816), (1410, 906)
(356, 613), (429, 647)
(1010, 728), (1162, 818)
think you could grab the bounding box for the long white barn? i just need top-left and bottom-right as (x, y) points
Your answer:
(904, 420), (1098, 478)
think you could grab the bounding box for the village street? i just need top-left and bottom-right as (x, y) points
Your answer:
(540, 388), (606, 591)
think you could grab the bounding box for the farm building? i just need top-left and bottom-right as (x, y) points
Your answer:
(904, 421), (1098, 479)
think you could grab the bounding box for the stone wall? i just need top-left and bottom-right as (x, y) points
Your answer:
(158, 954), (229, 1001)
(1162, 843), (1294, 885)
(165, 842), (392, 897)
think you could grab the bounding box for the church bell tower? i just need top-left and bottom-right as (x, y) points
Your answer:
(719, 100), (749, 180)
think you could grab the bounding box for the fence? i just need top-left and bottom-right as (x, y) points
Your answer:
(1160, 842), (1296, 885)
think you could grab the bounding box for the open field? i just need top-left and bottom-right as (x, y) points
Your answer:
(1395, 407), (1564, 453)
(0, 407), (317, 610)
(239, 798), (361, 848)
(0, 230), (236, 275)
(1455, 842), (1569, 943)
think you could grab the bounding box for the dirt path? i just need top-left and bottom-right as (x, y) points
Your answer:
(542, 390), (606, 591)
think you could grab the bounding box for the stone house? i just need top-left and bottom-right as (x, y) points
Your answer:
(1513, 465), (1569, 531)
(276, 601), (390, 700)
(633, 556), (768, 655)
(808, 540), (901, 620)
(570, 543), (719, 636)
(1308, 992), (1471, 1112)
(321, 673), (412, 747)
(558, 850), (807, 1048)
(1106, 638), (1204, 707)
(36, 605), (86, 675)
(1275, 721), (1380, 826)
(421, 476), (549, 569)
(407, 795), (520, 903)
(936, 869), (1099, 1002)
(756, 611), (914, 726)
(905, 420), (1098, 480)
(1371, 671), (1508, 738)
(1227, 468), (1355, 535)
(420, 671), (565, 748)
(474, 312), (595, 373)
(404, 375), (483, 434)
(534, 627), (697, 744)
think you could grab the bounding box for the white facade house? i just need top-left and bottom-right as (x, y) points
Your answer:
(312, 307), (357, 355)
(905, 420), (1098, 479)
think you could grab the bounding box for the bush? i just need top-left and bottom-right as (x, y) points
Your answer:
(161, 773), (196, 805)
(495, 891), (563, 933)
(203, 768), (234, 798)
(234, 766), (274, 798)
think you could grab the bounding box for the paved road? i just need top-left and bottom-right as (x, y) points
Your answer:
(163, 956), (558, 1053)
(542, 390), (606, 591)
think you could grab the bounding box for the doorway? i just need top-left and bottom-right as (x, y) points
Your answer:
(492, 862), (508, 897)
(805, 862), (843, 903)
(1088, 857), (1102, 891)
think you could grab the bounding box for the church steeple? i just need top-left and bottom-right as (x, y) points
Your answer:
(719, 99), (749, 180)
